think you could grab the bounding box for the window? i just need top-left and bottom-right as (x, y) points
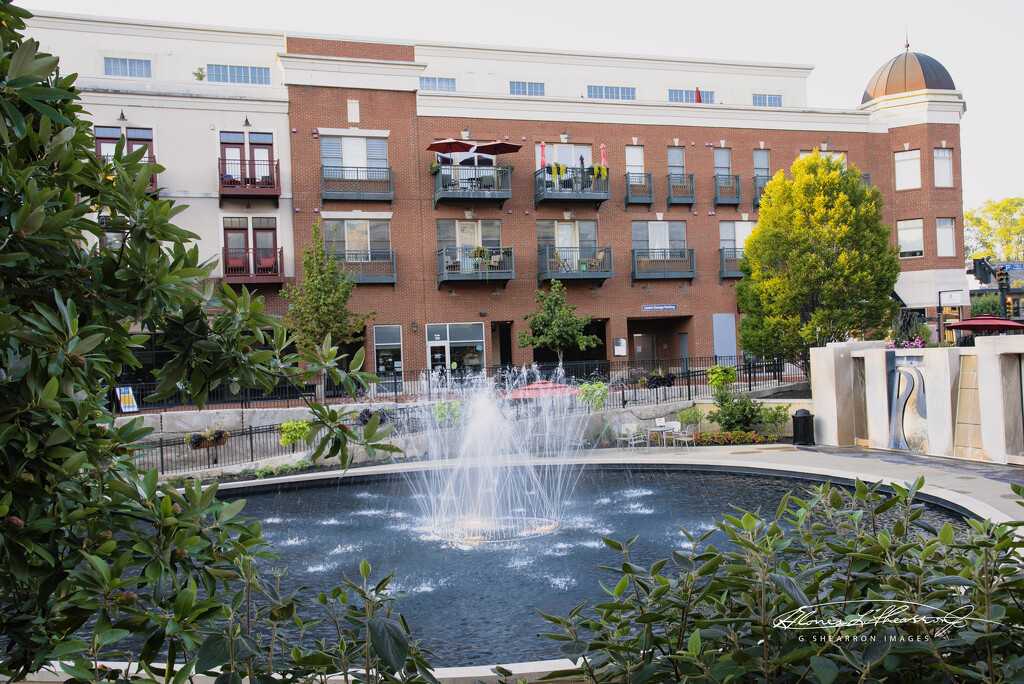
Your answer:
(436, 219), (501, 249)
(104, 57), (151, 78)
(95, 126), (153, 161)
(897, 219), (924, 257)
(587, 85), (636, 100)
(373, 325), (403, 381)
(535, 143), (591, 169)
(625, 146), (644, 174)
(207, 65), (270, 84)
(321, 136), (387, 177)
(934, 148), (953, 188)
(510, 81), (544, 96)
(936, 218), (956, 257)
(667, 147), (685, 174)
(425, 322), (485, 371)
(894, 150), (921, 190)
(752, 94), (782, 107)
(220, 131), (275, 183)
(719, 221), (755, 249)
(324, 219), (391, 260)
(537, 220), (597, 249)
(420, 76), (456, 92)
(97, 215), (123, 250)
(753, 149), (770, 177)
(632, 221), (686, 252)
(714, 148), (731, 176)
(668, 89), (715, 103)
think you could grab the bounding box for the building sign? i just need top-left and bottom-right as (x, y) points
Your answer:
(612, 338), (627, 356)
(642, 304), (678, 312)
(939, 290), (964, 306)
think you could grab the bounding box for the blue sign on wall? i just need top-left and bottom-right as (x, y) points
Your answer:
(642, 304), (678, 312)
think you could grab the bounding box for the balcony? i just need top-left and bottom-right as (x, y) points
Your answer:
(719, 248), (745, 282)
(860, 172), (872, 187)
(753, 175), (770, 209)
(666, 173), (695, 208)
(533, 166), (610, 209)
(221, 247), (285, 284)
(322, 166), (393, 201)
(713, 174), (741, 207)
(335, 249), (396, 285)
(432, 164), (512, 209)
(436, 246), (515, 289)
(218, 158), (281, 206)
(631, 248), (696, 284)
(537, 246), (614, 285)
(624, 172), (653, 210)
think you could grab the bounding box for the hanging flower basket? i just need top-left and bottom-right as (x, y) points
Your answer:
(185, 429), (230, 450)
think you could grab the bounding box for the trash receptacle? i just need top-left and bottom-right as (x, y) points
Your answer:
(792, 409), (815, 445)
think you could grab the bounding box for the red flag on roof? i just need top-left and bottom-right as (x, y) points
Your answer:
(694, 87), (702, 103)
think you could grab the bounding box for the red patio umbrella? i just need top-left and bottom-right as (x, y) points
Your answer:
(505, 379), (580, 399)
(945, 315), (1024, 332)
(539, 140), (546, 167)
(472, 140), (522, 156)
(426, 138), (475, 155)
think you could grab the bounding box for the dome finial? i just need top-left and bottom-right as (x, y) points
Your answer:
(905, 29), (909, 51)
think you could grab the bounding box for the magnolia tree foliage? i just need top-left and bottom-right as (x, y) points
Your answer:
(281, 221), (374, 352)
(965, 197), (1024, 261)
(518, 279), (601, 364)
(736, 151), (900, 374)
(0, 7), (413, 681)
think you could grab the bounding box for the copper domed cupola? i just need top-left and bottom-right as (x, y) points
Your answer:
(862, 46), (956, 104)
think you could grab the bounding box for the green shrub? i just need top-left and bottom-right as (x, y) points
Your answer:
(758, 403), (791, 440)
(277, 419), (312, 446)
(707, 391), (762, 431)
(692, 430), (768, 445)
(432, 399), (462, 425)
(540, 477), (1024, 682)
(676, 405), (702, 430)
(706, 364), (737, 392)
(578, 380), (608, 411)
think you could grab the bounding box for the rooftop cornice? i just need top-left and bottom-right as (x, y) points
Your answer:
(26, 10), (285, 45)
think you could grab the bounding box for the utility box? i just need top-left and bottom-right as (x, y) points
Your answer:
(792, 409), (815, 445)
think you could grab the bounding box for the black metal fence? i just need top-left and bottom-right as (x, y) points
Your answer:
(134, 424), (305, 476)
(111, 355), (806, 416)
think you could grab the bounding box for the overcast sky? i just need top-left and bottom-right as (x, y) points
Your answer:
(24, 0), (1021, 211)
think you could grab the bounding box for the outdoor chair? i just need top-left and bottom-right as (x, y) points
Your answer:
(663, 421), (682, 446)
(489, 253), (503, 271)
(615, 423), (647, 451)
(677, 423), (697, 451)
(478, 175), (495, 190)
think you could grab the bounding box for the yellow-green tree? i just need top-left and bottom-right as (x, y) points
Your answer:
(965, 197), (1024, 260)
(736, 151), (900, 374)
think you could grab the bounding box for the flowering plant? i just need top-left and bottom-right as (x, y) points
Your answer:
(886, 336), (925, 349)
(469, 245), (489, 260)
(184, 428), (229, 448)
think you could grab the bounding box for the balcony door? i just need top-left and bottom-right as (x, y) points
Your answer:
(253, 226), (277, 274)
(220, 132), (245, 184)
(224, 228), (248, 276)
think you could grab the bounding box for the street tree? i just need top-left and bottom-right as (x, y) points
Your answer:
(0, 8), (402, 680)
(736, 151), (900, 374)
(281, 221), (374, 351)
(965, 197), (1024, 260)
(518, 279), (601, 364)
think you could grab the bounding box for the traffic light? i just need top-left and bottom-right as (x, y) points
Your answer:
(1006, 295), (1013, 318)
(996, 267), (1010, 286)
(973, 258), (992, 283)
(1014, 298), (1021, 319)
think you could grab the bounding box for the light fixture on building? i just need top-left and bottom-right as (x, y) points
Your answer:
(311, 128), (319, 139)
(461, 126), (471, 140)
(117, 109), (127, 121)
(464, 209), (475, 219)
(479, 311), (487, 317)
(560, 129), (569, 143)
(821, 136), (835, 151)
(563, 210), (575, 220)
(411, 321), (418, 333)
(243, 116), (251, 127)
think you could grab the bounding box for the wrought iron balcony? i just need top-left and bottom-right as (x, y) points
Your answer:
(533, 166), (610, 209)
(624, 172), (653, 210)
(432, 164), (512, 209)
(322, 166), (393, 201)
(714, 174), (741, 207)
(753, 175), (770, 209)
(860, 172), (872, 187)
(719, 247), (745, 282)
(666, 173), (695, 208)
(334, 249), (396, 284)
(221, 247), (285, 284)
(631, 248), (695, 284)
(537, 246), (613, 285)
(436, 246), (515, 289)
(218, 158), (281, 205)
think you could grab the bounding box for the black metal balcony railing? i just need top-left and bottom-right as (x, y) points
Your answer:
(753, 175), (770, 209)
(533, 166), (611, 209)
(719, 247), (745, 282)
(631, 248), (696, 284)
(322, 166), (393, 201)
(714, 174), (741, 207)
(860, 172), (872, 187)
(537, 246), (614, 284)
(218, 158), (281, 204)
(624, 172), (653, 210)
(222, 246), (285, 284)
(666, 173), (695, 208)
(432, 164), (513, 209)
(436, 246), (515, 288)
(334, 249), (396, 284)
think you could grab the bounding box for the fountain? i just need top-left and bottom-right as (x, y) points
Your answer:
(399, 369), (590, 543)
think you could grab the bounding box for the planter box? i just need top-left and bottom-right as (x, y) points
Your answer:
(188, 435), (228, 450)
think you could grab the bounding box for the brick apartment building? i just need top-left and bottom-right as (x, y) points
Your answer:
(29, 13), (969, 377)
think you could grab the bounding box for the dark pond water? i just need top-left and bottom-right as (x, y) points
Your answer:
(236, 467), (962, 666)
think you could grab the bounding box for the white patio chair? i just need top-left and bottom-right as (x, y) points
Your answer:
(677, 423), (697, 451)
(615, 423), (646, 451)
(664, 420), (682, 447)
